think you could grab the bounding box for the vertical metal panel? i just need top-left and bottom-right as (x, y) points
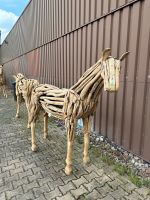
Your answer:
(72, 0), (76, 30)
(110, 0), (118, 10)
(103, 0), (110, 14)
(73, 31), (78, 83)
(1, 0), (150, 162)
(95, 18), (105, 133)
(81, 27), (87, 75)
(70, 33), (74, 86)
(96, 0), (102, 18)
(1, 0), (139, 64)
(122, 3), (140, 151)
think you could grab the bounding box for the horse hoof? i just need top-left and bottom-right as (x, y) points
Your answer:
(31, 145), (37, 152)
(83, 157), (90, 165)
(43, 135), (48, 139)
(27, 124), (31, 129)
(65, 166), (72, 175)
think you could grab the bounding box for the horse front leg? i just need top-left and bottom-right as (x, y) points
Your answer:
(43, 113), (48, 139)
(27, 111), (31, 129)
(16, 95), (20, 118)
(31, 120), (37, 151)
(26, 102), (31, 129)
(65, 118), (76, 175)
(83, 116), (91, 164)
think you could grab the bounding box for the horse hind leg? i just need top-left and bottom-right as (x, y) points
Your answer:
(65, 118), (76, 175)
(16, 96), (20, 118)
(83, 116), (91, 164)
(43, 113), (48, 139)
(31, 121), (37, 152)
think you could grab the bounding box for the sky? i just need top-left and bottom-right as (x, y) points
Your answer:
(0, 0), (29, 43)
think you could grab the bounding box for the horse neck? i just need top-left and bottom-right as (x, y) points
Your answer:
(70, 59), (104, 100)
(16, 77), (26, 95)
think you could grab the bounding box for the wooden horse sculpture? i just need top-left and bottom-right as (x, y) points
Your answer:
(14, 73), (39, 128)
(28, 48), (129, 175)
(0, 65), (7, 98)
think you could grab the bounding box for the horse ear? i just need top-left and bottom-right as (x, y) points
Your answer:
(119, 52), (130, 61)
(102, 48), (111, 61)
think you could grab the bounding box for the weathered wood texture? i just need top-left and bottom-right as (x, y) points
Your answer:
(28, 49), (129, 175)
(0, 65), (7, 98)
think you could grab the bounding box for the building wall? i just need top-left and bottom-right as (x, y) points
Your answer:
(1, 0), (150, 161)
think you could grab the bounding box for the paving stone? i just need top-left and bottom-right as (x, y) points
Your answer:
(19, 169), (33, 179)
(56, 192), (75, 200)
(0, 192), (6, 200)
(72, 176), (88, 188)
(107, 171), (119, 180)
(44, 188), (62, 199)
(59, 181), (76, 195)
(97, 183), (113, 197)
(8, 158), (20, 165)
(120, 182), (137, 194)
(0, 96), (150, 200)
(84, 171), (99, 182)
(35, 194), (47, 200)
(108, 178), (124, 190)
(95, 174), (112, 187)
(38, 176), (53, 187)
(2, 164), (15, 172)
(0, 171), (10, 179)
(85, 164), (104, 176)
(5, 174), (19, 184)
(22, 181), (39, 193)
(6, 186), (23, 199)
(86, 189), (102, 199)
(27, 171), (42, 181)
(10, 167), (24, 176)
(124, 191), (146, 200)
(48, 178), (64, 191)
(0, 182), (13, 193)
(23, 163), (37, 171)
(61, 173), (77, 184)
(15, 190), (35, 200)
(15, 160), (28, 168)
(71, 185), (88, 199)
(84, 179), (101, 192)
(12, 177), (29, 189)
(33, 184), (51, 198)
(135, 187), (150, 198)
(100, 195), (115, 200)
(110, 187), (128, 199)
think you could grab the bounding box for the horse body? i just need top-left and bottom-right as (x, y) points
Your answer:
(27, 49), (129, 175)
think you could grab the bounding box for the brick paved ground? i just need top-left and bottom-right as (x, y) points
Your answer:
(0, 93), (150, 200)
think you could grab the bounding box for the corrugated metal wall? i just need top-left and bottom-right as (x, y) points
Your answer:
(1, 0), (150, 162)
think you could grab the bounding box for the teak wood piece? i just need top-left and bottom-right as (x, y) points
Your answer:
(0, 65), (7, 98)
(28, 48), (129, 175)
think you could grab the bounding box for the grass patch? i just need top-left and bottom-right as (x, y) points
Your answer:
(128, 172), (143, 188)
(101, 154), (114, 165)
(90, 146), (101, 158)
(142, 179), (150, 188)
(89, 146), (150, 188)
(114, 163), (128, 176)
